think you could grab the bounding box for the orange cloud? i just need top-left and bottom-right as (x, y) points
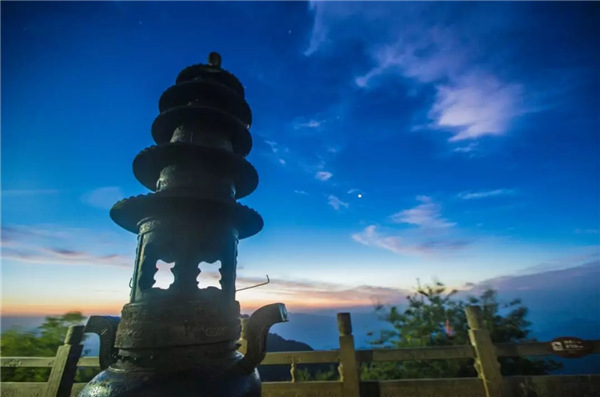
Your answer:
(2, 274), (409, 317)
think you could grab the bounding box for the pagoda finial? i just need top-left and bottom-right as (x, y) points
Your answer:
(208, 51), (222, 68)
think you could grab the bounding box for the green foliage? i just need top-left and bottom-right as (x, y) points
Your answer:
(1, 312), (98, 382)
(296, 366), (339, 381)
(1, 327), (52, 382)
(361, 282), (561, 380)
(313, 367), (339, 381)
(296, 368), (311, 381)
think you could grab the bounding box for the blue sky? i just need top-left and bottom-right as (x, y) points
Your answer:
(1, 1), (599, 315)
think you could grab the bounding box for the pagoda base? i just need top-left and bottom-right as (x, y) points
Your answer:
(78, 363), (261, 397)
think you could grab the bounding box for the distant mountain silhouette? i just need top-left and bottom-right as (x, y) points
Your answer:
(264, 332), (313, 353)
(463, 260), (600, 341)
(465, 261), (600, 375)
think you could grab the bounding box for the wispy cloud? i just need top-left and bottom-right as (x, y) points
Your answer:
(352, 225), (468, 257)
(390, 195), (455, 229)
(263, 139), (287, 166)
(315, 171), (333, 181)
(304, 0), (330, 57)
(265, 140), (279, 153)
(5, 248), (133, 268)
(328, 195), (349, 211)
(236, 272), (409, 309)
(1, 224), (134, 268)
(81, 186), (124, 210)
(256, 80), (350, 184)
(347, 188), (364, 198)
(431, 73), (525, 142)
(453, 142), (478, 153)
(457, 189), (516, 200)
(2, 224), (73, 241)
(259, 106), (344, 176)
(294, 119), (322, 129)
(294, 190), (309, 195)
(304, 3), (536, 143)
(352, 196), (469, 256)
(356, 40), (526, 142)
(263, 137), (322, 172)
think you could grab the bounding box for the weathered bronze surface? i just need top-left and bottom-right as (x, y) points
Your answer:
(79, 52), (287, 397)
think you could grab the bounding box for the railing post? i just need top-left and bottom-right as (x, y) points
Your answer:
(290, 359), (298, 383)
(44, 325), (85, 397)
(337, 312), (360, 397)
(466, 305), (503, 397)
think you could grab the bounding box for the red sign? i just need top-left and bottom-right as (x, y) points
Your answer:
(549, 337), (592, 358)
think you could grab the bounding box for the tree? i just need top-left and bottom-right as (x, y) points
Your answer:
(1, 312), (97, 382)
(361, 282), (561, 380)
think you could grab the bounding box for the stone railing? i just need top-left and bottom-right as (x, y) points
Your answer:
(2, 305), (599, 397)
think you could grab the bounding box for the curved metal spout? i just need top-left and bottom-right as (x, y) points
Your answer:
(84, 316), (120, 370)
(234, 303), (288, 375)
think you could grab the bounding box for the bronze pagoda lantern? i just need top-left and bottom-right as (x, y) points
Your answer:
(79, 52), (287, 397)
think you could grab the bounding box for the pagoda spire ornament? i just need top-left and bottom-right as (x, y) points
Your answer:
(79, 52), (287, 397)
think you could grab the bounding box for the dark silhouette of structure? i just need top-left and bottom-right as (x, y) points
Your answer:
(79, 52), (287, 397)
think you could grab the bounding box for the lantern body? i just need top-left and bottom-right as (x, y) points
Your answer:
(79, 53), (286, 397)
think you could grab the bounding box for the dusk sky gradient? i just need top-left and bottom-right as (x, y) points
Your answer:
(1, 2), (599, 317)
